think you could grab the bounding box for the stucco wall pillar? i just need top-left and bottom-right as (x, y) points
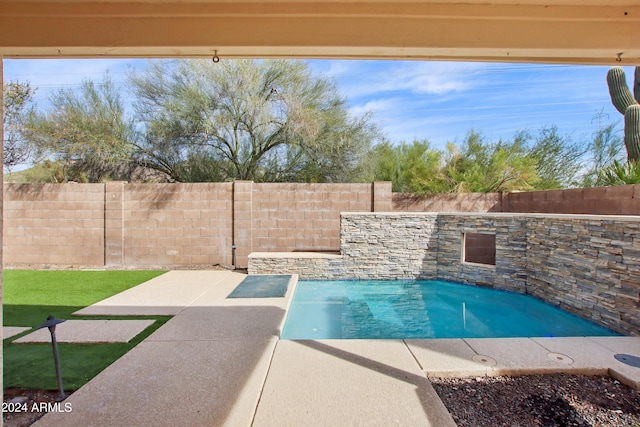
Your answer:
(105, 181), (125, 266)
(233, 181), (253, 269)
(372, 181), (392, 212)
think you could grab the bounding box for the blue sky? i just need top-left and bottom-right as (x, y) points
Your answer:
(3, 58), (631, 150)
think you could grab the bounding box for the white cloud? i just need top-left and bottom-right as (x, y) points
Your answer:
(349, 98), (399, 118)
(323, 60), (358, 79)
(384, 62), (487, 95)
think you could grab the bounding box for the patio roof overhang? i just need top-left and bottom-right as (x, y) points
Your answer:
(0, 0), (638, 65)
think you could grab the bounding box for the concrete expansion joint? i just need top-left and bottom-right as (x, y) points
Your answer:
(402, 339), (426, 371)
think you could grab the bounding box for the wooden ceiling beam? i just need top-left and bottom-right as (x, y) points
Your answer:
(0, 1), (638, 64)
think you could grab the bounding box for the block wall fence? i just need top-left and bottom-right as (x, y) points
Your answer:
(3, 182), (640, 269)
(394, 184), (640, 215)
(3, 181), (391, 269)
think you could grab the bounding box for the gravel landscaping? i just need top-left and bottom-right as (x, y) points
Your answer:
(3, 389), (72, 427)
(432, 374), (640, 427)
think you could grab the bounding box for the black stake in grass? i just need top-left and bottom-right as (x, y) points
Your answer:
(37, 315), (67, 400)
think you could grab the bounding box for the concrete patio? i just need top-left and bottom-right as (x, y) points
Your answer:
(34, 270), (640, 426)
(13, 320), (155, 344)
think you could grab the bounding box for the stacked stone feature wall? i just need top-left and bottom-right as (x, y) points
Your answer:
(249, 213), (438, 279)
(246, 253), (345, 280)
(252, 213), (528, 293)
(525, 216), (640, 335)
(435, 214), (528, 293)
(340, 213), (439, 280)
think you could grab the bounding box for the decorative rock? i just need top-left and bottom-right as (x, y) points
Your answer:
(9, 396), (29, 405)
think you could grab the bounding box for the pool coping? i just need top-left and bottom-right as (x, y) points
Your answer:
(403, 336), (640, 389)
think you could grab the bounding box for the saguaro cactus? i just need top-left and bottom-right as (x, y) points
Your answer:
(607, 66), (640, 161)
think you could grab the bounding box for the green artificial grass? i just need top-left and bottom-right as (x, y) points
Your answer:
(3, 270), (166, 326)
(3, 317), (169, 390)
(3, 270), (170, 391)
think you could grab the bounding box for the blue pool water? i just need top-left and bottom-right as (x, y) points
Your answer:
(281, 280), (620, 340)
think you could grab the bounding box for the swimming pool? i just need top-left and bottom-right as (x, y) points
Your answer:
(280, 280), (619, 339)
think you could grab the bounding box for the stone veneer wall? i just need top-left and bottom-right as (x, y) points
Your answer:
(249, 212), (640, 335)
(435, 214), (527, 293)
(340, 213), (439, 280)
(525, 216), (640, 335)
(250, 213), (438, 280)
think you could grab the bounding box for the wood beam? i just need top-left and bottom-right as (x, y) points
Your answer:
(0, 1), (638, 64)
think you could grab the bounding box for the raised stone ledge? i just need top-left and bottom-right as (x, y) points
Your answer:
(249, 252), (342, 259)
(344, 211), (640, 222)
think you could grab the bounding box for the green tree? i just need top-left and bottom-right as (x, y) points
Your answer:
(130, 59), (377, 182)
(368, 139), (448, 194)
(23, 74), (135, 182)
(580, 122), (624, 187)
(366, 127), (589, 194)
(3, 81), (36, 173)
(444, 130), (539, 192)
(527, 126), (586, 189)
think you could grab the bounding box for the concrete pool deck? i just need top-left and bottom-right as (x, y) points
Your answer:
(35, 270), (640, 426)
(13, 320), (156, 344)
